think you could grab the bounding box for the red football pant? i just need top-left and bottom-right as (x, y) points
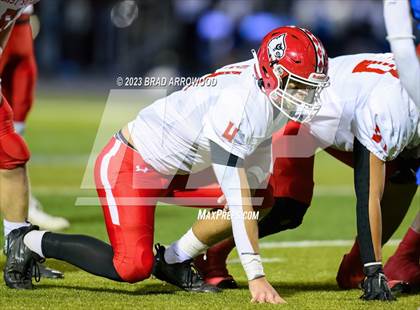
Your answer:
(0, 96), (30, 169)
(0, 15), (37, 123)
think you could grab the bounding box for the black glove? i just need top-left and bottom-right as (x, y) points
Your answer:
(360, 264), (396, 301)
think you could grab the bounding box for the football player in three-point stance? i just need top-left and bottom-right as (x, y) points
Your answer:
(10, 26), (329, 303)
(194, 52), (420, 301)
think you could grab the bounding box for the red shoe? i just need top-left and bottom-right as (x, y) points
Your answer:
(384, 227), (420, 292)
(336, 240), (364, 289)
(194, 239), (238, 289)
(194, 254), (237, 289)
(384, 253), (420, 291)
(387, 280), (412, 294)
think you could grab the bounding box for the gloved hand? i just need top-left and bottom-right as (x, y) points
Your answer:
(360, 263), (396, 301)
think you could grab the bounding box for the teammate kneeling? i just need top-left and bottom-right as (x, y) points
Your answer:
(4, 26), (329, 303)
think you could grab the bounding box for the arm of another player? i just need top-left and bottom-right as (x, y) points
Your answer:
(208, 141), (284, 304)
(353, 139), (395, 301)
(384, 0), (420, 107)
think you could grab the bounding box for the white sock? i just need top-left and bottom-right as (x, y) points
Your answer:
(164, 228), (208, 264)
(3, 220), (30, 237)
(13, 121), (25, 136)
(23, 230), (47, 258)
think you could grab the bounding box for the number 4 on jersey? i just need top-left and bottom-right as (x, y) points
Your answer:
(222, 122), (239, 142)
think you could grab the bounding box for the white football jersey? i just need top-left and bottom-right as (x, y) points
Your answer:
(128, 60), (286, 175)
(309, 53), (420, 161)
(0, 0), (38, 31)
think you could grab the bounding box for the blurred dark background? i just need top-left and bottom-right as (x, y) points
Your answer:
(33, 0), (419, 83)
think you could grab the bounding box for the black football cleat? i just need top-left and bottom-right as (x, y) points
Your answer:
(33, 263), (64, 279)
(152, 244), (221, 293)
(388, 280), (416, 294)
(3, 225), (43, 289)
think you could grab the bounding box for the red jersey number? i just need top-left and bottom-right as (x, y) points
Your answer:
(352, 59), (399, 79)
(222, 122), (239, 142)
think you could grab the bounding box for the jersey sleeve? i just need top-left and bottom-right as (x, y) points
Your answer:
(353, 85), (412, 161)
(384, 0), (420, 108)
(204, 88), (257, 159)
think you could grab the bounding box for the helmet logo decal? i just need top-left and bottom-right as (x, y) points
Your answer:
(267, 34), (287, 61)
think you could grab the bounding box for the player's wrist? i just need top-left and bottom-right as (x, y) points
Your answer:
(241, 252), (265, 281)
(248, 275), (265, 283)
(363, 262), (383, 276)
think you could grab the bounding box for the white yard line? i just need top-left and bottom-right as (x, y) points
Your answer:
(228, 257), (285, 264)
(259, 240), (401, 248)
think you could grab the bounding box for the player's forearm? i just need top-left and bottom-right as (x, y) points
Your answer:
(354, 139), (381, 264)
(384, 0), (414, 40)
(212, 164), (264, 279)
(389, 39), (420, 106)
(209, 141), (265, 280)
(229, 169), (264, 280)
(384, 0), (420, 106)
(368, 154), (386, 261)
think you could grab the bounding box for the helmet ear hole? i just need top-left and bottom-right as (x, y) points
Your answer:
(262, 66), (269, 78)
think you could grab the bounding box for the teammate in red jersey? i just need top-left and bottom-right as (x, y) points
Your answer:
(0, 0), (42, 289)
(0, 5), (70, 232)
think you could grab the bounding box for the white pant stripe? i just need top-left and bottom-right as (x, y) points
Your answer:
(99, 139), (122, 225)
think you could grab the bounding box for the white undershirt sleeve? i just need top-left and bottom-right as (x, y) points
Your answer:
(212, 163), (265, 280)
(384, 0), (420, 107)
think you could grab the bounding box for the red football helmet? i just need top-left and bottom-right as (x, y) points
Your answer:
(253, 26), (329, 123)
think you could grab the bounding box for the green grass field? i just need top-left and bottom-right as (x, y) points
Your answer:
(0, 93), (419, 309)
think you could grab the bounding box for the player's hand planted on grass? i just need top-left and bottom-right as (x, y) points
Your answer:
(360, 264), (396, 301)
(249, 277), (286, 304)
